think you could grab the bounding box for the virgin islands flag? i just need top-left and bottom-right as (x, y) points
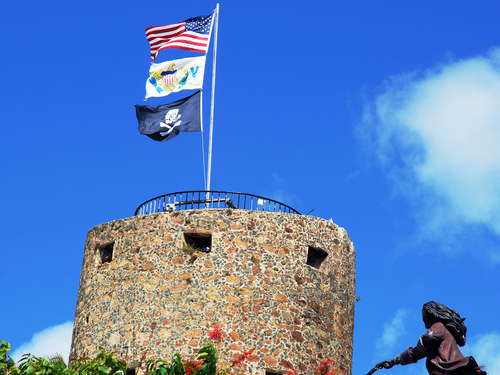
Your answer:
(145, 56), (206, 99)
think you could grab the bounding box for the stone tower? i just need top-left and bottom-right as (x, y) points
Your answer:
(70, 194), (356, 374)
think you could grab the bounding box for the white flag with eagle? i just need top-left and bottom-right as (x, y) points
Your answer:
(145, 56), (206, 99)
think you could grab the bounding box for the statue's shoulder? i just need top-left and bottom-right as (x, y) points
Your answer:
(428, 322), (446, 337)
(431, 321), (445, 328)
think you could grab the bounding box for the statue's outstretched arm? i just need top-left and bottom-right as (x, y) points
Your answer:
(366, 355), (402, 375)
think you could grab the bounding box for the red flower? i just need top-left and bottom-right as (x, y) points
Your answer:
(241, 348), (254, 361)
(183, 359), (204, 375)
(313, 359), (343, 375)
(232, 348), (255, 366)
(208, 327), (226, 342)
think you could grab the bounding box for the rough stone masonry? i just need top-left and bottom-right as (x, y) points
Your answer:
(71, 209), (356, 374)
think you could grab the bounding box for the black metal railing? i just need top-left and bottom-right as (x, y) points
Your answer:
(135, 191), (300, 216)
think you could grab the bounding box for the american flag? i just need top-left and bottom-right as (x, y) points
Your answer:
(146, 14), (213, 62)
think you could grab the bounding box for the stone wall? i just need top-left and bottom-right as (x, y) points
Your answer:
(70, 209), (356, 374)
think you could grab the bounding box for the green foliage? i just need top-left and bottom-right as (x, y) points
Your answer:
(0, 342), (125, 375)
(146, 354), (183, 375)
(3, 332), (341, 375)
(146, 342), (218, 375)
(182, 244), (200, 255)
(16, 354), (70, 375)
(0, 341), (17, 375)
(197, 342), (217, 375)
(71, 347), (126, 375)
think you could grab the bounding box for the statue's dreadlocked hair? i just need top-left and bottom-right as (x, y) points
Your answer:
(423, 301), (467, 346)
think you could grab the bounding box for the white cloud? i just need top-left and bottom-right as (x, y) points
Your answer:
(360, 47), (500, 249)
(376, 309), (407, 356)
(467, 331), (500, 374)
(262, 173), (298, 209)
(10, 321), (74, 364)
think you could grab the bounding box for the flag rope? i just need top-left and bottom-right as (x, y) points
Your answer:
(201, 131), (207, 190)
(200, 90), (207, 189)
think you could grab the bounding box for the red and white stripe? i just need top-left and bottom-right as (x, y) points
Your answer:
(162, 73), (176, 85)
(146, 22), (210, 61)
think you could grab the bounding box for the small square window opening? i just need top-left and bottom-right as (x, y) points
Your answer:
(184, 232), (212, 253)
(306, 245), (328, 269)
(99, 242), (114, 264)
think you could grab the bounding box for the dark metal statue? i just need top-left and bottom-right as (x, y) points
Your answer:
(367, 301), (487, 375)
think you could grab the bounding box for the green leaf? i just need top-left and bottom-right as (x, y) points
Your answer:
(0, 341), (11, 361)
(170, 354), (183, 375)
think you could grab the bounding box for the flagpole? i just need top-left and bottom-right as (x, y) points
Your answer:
(206, 3), (219, 194)
(200, 89), (207, 190)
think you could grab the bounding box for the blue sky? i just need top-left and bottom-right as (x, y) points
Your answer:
(2, 1), (500, 374)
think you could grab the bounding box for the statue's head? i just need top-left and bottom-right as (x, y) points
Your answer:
(422, 309), (435, 329)
(422, 301), (467, 346)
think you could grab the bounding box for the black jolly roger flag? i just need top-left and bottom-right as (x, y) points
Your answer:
(135, 90), (201, 142)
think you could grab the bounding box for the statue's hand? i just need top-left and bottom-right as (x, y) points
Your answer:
(375, 360), (395, 369)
